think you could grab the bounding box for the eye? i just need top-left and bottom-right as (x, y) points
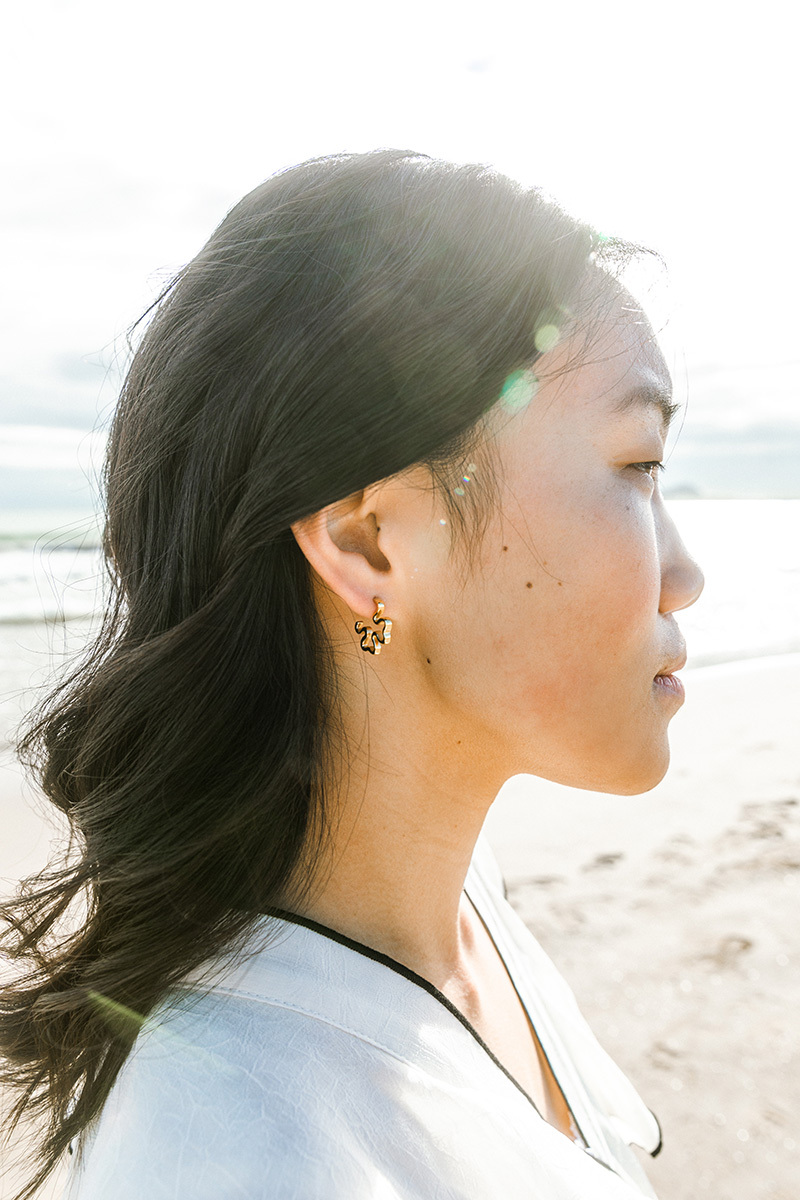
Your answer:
(631, 460), (665, 480)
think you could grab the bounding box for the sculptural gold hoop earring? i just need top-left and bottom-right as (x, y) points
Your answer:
(354, 598), (393, 656)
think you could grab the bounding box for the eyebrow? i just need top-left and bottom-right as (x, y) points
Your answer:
(613, 384), (679, 432)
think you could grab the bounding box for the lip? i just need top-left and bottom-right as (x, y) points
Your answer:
(658, 649), (687, 676)
(653, 672), (685, 701)
(653, 644), (687, 701)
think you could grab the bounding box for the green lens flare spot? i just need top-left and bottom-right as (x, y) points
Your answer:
(88, 990), (146, 1035)
(533, 324), (560, 354)
(500, 368), (539, 412)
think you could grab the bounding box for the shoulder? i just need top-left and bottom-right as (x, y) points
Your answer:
(66, 988), (397, 1200)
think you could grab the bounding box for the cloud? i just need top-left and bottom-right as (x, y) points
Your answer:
(0, 425), (107, 471)
(666, 421), (800, 498)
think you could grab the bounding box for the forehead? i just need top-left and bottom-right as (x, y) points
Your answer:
(538, 301), (675, 430)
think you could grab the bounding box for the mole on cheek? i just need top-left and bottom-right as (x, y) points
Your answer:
(526, 582), (532, 589)
(502, 545), (508, 552)
(426, 657), (431, 664)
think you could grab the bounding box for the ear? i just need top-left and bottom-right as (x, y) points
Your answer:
(291, 488), (393, 621)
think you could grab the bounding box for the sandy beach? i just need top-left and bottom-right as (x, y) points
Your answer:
(1, 627), (798, 1198)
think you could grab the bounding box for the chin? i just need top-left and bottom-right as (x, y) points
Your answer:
(604, 746), (671, 796)
(518, 728), (672, 796)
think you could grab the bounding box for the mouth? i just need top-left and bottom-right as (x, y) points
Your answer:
(653, 672), (685, 700)
(653, 649), (687, 701)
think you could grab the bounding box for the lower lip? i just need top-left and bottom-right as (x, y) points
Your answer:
(653, 673), (685, 701)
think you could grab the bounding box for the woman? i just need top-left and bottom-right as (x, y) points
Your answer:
(1, 150), (703, 1199)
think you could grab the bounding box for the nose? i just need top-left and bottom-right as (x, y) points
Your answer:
(656, 504), (705, 614)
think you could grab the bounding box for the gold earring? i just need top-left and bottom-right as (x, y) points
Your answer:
(354, 597), (393, 655)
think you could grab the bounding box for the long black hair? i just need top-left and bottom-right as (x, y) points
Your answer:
(0, 149), (618, 1196)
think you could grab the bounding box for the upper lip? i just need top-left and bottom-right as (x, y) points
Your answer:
(656, 648), (687, 676)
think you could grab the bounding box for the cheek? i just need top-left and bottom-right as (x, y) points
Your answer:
(502, 490), (661, 690)
(413, 478), (661, 727)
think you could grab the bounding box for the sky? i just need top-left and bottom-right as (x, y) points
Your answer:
(2, 0), (798, 495)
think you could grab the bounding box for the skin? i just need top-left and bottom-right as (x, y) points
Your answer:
(290, 299), (704, 1128)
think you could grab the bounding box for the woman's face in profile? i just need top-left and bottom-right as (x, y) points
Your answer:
(409, 302), (704, 796)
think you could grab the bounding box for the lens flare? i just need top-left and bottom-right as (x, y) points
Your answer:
(534, 324), (560, 353)
(500, 368), (538, 412)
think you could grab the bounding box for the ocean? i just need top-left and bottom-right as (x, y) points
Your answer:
(1, 500), (798, 667)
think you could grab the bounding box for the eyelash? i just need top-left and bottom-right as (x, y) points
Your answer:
(632, 461), (666, 479)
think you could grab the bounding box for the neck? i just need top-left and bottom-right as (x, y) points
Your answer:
(285, 609), (505, 987)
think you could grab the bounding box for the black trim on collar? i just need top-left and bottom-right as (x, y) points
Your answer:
(265, 904), (627, 1179)
(267, 905), (543, 1116)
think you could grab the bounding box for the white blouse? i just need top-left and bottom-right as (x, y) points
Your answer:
(65, 838), (661, 1198)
